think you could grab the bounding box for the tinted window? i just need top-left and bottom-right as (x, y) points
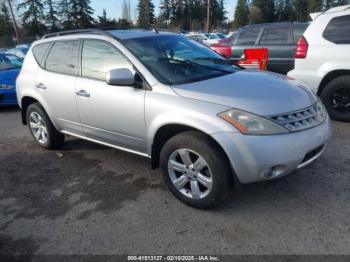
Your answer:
(292, 23), (308, 43)
(82, 40), (132, 81)
(323, 15), (350, 44)
(124, 35), (238, 85)
(260, 26), (290, 45)
(33, 43), (51, 67)
(236, 28), (261, 45)
(45, 41), (79, 75)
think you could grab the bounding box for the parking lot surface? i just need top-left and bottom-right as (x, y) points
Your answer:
(0, 107), (349, 255)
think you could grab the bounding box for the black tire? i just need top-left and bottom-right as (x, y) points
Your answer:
(160, 131), (232, 209)
(320, 76), (350, 122)
(26, 103), (64, 149)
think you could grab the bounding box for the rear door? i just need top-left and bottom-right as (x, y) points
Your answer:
(259, 23), (293, 74)
(231, 27), (263, 64)
(34, 40), (82, 134)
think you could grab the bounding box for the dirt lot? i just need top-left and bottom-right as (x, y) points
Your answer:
(0, 107), (349, 256)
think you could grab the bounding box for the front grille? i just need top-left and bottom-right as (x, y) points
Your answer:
(269, 102), (327, 132)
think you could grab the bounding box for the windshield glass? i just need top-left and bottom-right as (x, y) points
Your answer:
(123, 35), (239, 85)
(0, 55), (19, 70)
(4, 54), (23, 66)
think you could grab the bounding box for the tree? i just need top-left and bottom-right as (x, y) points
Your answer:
(44, 0), (59, 32)
(73, 0), (95, 28)
(122, 0), (132, 22)
(293, 0), (308, 21)
(97, 9), (117, 27)
(233, 0), (249, 29)
(0, 2), (14, 46)
(251, 0), (275, 23)
(17, 0), (46, 36)
(308, 0), (322, 13)
(58, 0), (73, 29)
(137, 0), (155, 28)
(159, 0), (171, 26)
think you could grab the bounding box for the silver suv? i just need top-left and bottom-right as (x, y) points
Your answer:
(17, 29), (331, 208)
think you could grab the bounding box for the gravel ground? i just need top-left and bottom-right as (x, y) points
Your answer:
(0, 107), (349, 256)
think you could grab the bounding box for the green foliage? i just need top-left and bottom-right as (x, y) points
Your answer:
(17, 0), (46, 36)
(97, 9), (117, 28)
(137, 0), (155, 28)
(0, 2), (14, 46)
(44, 0), (59, 32)
(233, 0), (249, 29)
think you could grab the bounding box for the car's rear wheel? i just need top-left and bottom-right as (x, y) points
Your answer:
(320, 76), (350, 122)
(26, 103), (64, 149)
(160, 131), (232, 209)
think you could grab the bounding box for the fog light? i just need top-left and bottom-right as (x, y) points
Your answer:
(261, 166), (286, 179)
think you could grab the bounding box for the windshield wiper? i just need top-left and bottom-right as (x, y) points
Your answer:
(193, 57), (231, 64)
(164, 57), (234, 74)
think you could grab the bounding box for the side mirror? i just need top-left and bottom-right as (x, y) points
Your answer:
(106, 68), (135, 86)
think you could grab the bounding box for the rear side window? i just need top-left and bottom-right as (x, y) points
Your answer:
(260, 25), (290, 45)
(45, 40), (79, 75)
(292, 23), (308, 43)
(32, 43), (51, 67)
(323, 15), (350, 44)
(236, 28), (261, 45)
(81, 40), (132, 81)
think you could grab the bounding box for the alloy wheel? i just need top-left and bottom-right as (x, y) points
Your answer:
(29, 112), (48, 144)
(332, 87), (350, 112)
(167, 149), (213, 199)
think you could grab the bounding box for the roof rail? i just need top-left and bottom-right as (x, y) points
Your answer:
(42, 28), (117, 40)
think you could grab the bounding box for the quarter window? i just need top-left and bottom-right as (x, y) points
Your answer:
(33, 42), (51, 67)
(236, 28), (261, 45)
(45, 41), (79, 75)
(81, 40), (132, 81)
(260, 26), (290, 45)
(323, 15), (350, 44)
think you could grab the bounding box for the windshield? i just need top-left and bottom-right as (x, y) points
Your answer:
(123, 35), (239, 85)
(0, 55), (19, 70)
(4, 54), (23, 66)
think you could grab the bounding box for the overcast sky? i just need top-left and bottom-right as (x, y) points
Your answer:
(90, 0), (237, 21)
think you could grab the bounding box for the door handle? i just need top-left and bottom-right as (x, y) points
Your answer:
(76, 90), (90, 98)
(36, 83), (47, 90)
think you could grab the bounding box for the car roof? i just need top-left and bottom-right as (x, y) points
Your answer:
(241, 21), (307, 29)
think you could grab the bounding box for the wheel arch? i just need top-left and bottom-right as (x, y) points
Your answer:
(317, 70), (350, 96)
(21, 96), (39, 125)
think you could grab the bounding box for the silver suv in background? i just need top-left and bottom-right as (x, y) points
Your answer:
(17, 29), (331, 208)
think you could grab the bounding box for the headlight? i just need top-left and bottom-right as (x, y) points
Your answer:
(0, 84), (15, 90)
(218, 109), (289, 135)
(315, 100), (327, 122)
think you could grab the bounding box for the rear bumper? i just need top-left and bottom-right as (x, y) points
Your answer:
(212, 117), (332, 184)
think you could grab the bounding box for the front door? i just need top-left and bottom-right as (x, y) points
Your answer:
(75, 39), (147, 153)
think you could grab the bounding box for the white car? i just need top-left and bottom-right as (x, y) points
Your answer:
(288, 5), (350, 122)
(187, 33), (221, 46)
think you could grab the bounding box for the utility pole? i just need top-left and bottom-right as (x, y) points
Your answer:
(206, 0), (210, 33)
(7, 0), (21, 44)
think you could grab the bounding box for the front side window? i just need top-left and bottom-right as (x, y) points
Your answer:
(236, 28), (261, 45)
(82, 40), (132, 81)
(323, 15), (350, 44)
(260, 26), (290, 45)
(124, 35), (239, 85)
(45, 40), (79, 75)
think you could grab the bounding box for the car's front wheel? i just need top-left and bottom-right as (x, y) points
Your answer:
(320, 76), (350, 122)
(160, 131), (232, 209)
(26, 103), (64, 149)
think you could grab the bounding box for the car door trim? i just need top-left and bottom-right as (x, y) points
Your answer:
(61, 130), (150, 158)
(58, 118), (144, 141)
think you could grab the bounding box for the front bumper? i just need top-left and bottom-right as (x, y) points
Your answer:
(212, 117), (332, 184)
(0, 89), (18, 106)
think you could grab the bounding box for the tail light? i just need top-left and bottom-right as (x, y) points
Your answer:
(295, 36), (309, 59)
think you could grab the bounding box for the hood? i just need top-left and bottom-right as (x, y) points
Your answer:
(172, 70), (317, 116)
(0, 68), (20, 85)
